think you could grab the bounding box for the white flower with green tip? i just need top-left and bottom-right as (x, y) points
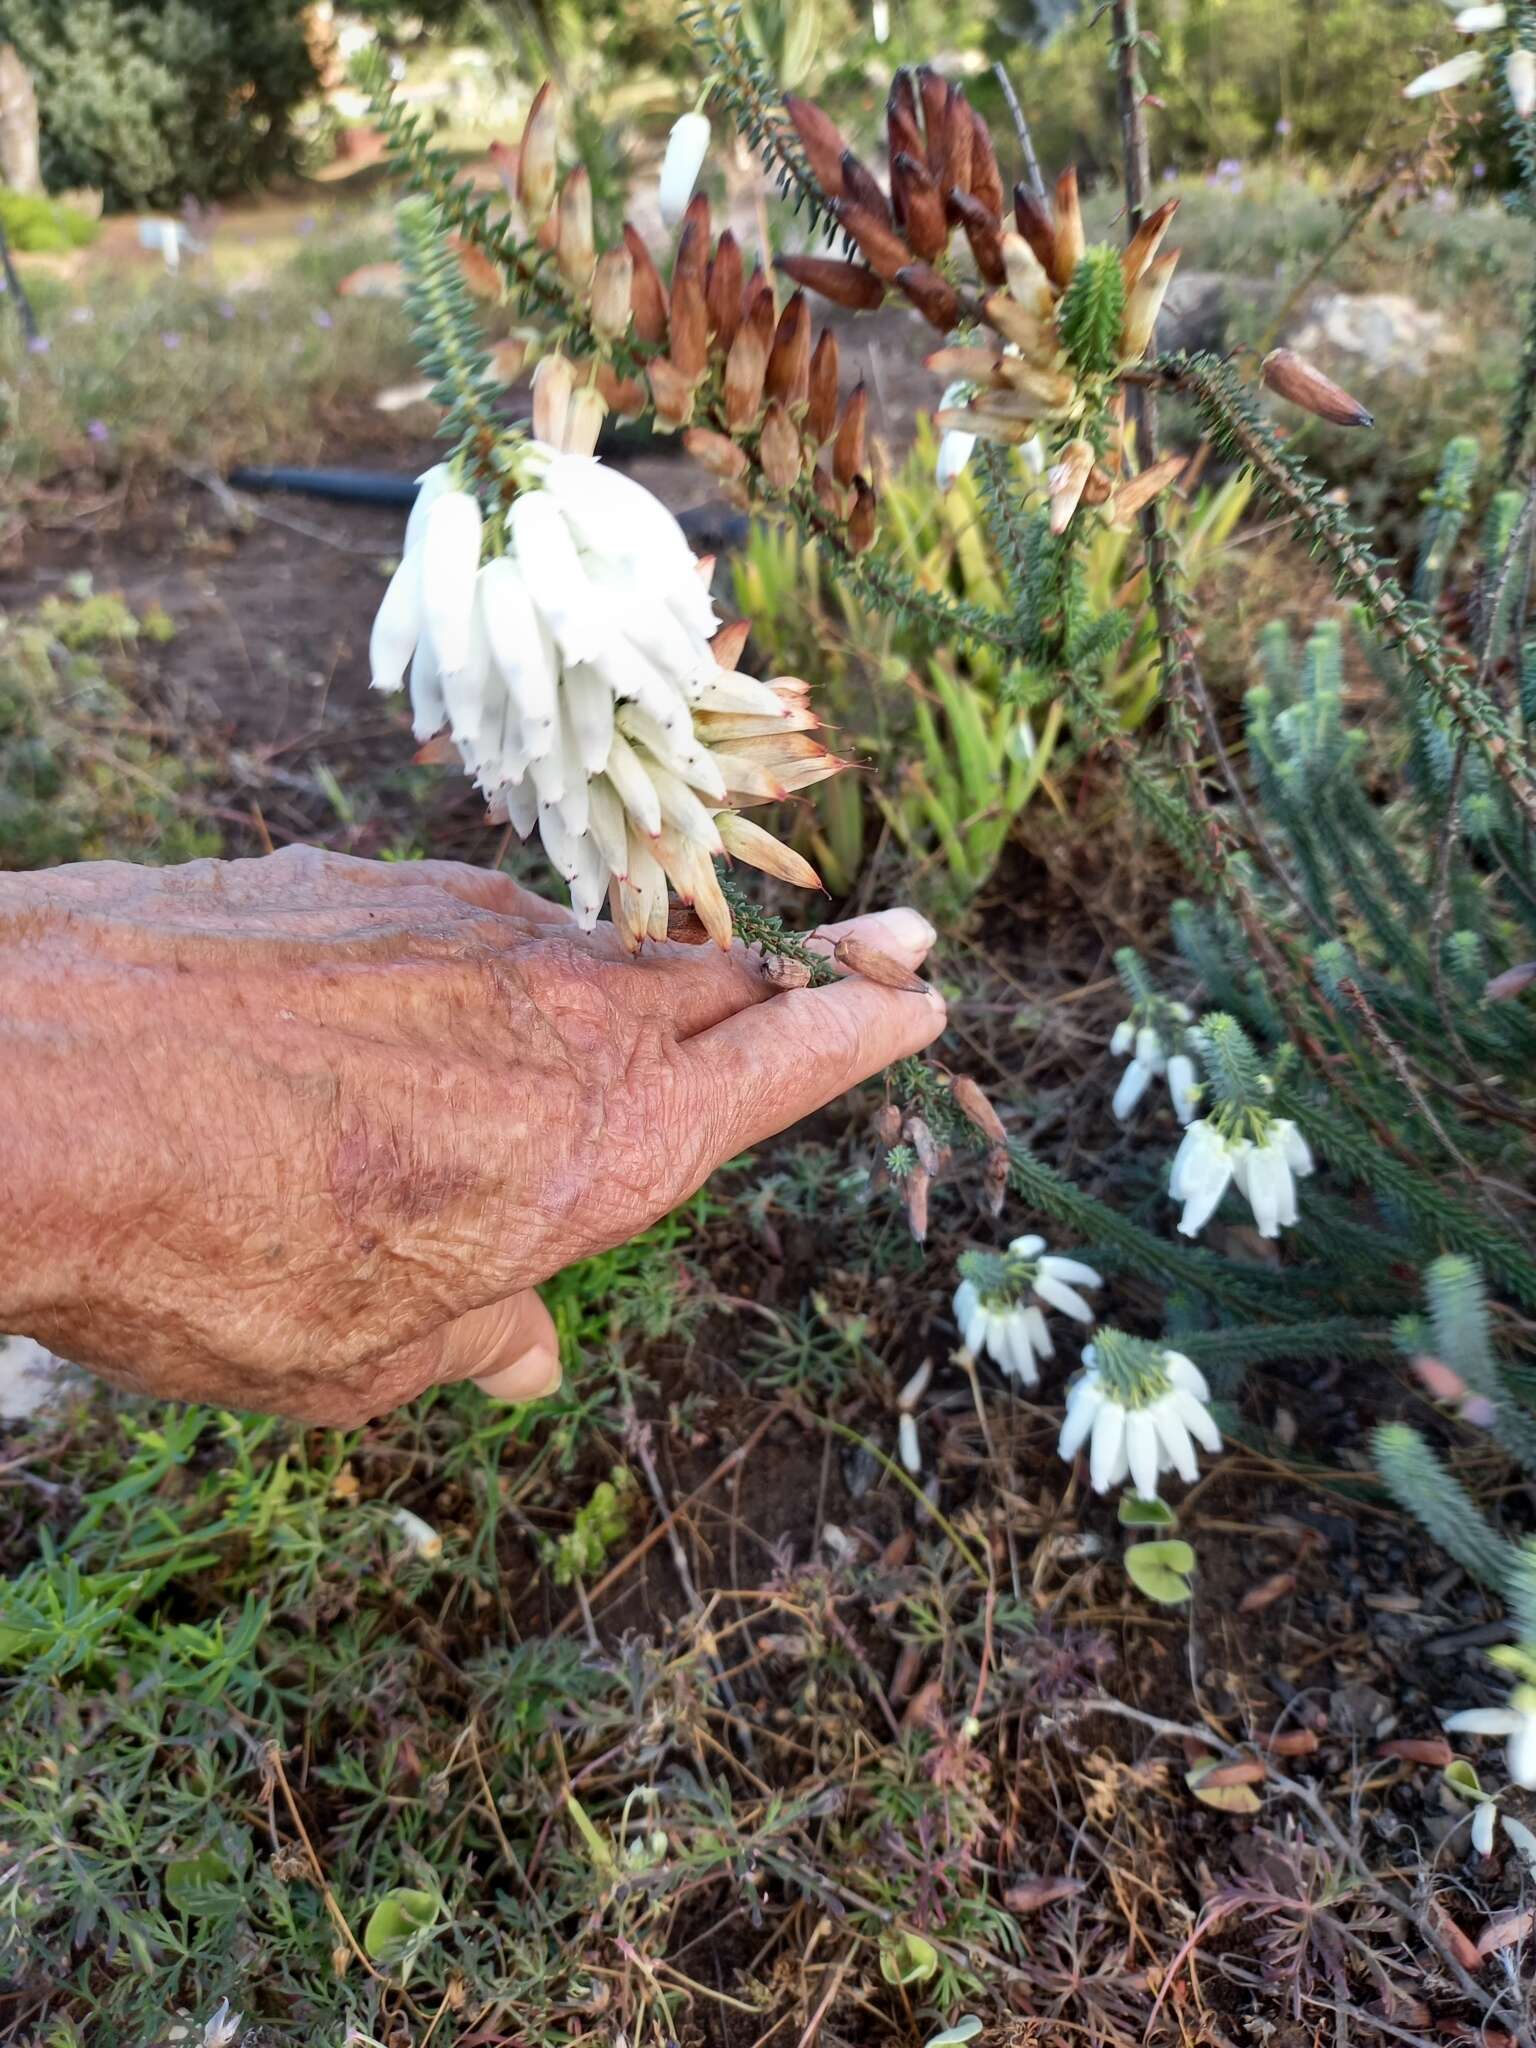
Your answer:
(1059, 1335), (1222, 1499)
(1110, 1001), (1197, 1123)
(953, 1235), (1103, 1388)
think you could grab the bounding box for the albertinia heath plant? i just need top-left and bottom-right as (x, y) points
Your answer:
(357, 7), (1536, 1648)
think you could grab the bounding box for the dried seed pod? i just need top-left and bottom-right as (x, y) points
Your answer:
(938, 403), (1036, 445)
(841, 148), (893, 226)
(905, 1162), (930, 1244)
(765, 291), (812, 409)
(886, 84), (924, 225)
(949, 188), (1006, 284)
(835, 936), (931, 990)
(762, 953), (814, 989)
(983, 1143), (1009, 1218)
(648, 356), (696, 430)
(832, 381), (867, 485)
(1082, 464), (1114, 506)
(830, 195), (912, 282)
(1111, 452), (1187, 523)
(1012, 183), (1059, 284)
(875, 1100), (903, 1147)
(904, 1114), (942, 1173)
(968, 104), (1004, 218)
(811, 463), (849, 518)
(564, 383), (607, 456)
(1121, 196), (1179, 293)
(984, 287), (1051, 354)
(1120, 247), (1179, 359)
(890, 151), (947, 262)
(556, 167), (595, 290)
(895, 261), (961, 331)
(917, 65), (950, 170)
(758, 399), (803, 490)
(623, 223), (668, 344)
(531, 351), (574, 445)
(517, 81), (558, 225)
(952, 1073), (1007, 1144)
(784, 92), (849, 199)
(848, 476), (878, 553)
(1000, 232), (1054, 317)
(1052, 165), (1084, 285)
(1048, 438), (1095, 533)
(774, 252), (886, 310)
(925, 343), (1008, 384)
(673, 196), (711, 295)
(684, 426), (750, 480)
(1260, 347), (1375, 428)
(590, 245), (634, 340)
(806, 329), (840, 444)
(997, 358), (1076, 409)
(724, 292), (774, 427)
(669, 265), (709, 380)
(706, 228), (744, 351)
(941, 85), (974, 203)
(594, 362), (647, 419)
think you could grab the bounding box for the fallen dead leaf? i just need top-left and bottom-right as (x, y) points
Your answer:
(1378, 1738), (1454, 1767)
(1239, 1571), (1296, 1614)
(1260, 1728), (1320, 1756)
(1004, 1876), (1086, 1913)
(1477, 1909), (1534, 1958)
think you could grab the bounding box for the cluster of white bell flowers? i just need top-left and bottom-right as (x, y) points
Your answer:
(370, 445), (837, 944)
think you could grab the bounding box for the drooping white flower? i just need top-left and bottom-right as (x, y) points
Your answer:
(1168, 1118), (1240, 1235)
(1403, 48), (1488, 95)
(935, 381), (976, 491)
(660, 111), (711, 226)
(372, 444), (839, 940)
(202, 2001), (243, 2048)
(1110, 1001), (1196, 1122)
(898, 1410), (922, 1475)
(1446, 1687), (1536, 1790)
(1509, 46), (1536, 115)
(1472, 1794), (1497, 1856)
(1454, 3), (1507, 30)
(1233, 1118), (1313, 1237)
(390, 1506), (444, 1560)
(1058, 1343), (1221, 1499)
(953, 1235), (1103, 1388)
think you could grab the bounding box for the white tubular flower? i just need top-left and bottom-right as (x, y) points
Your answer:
(1446, 1688), (1536, 1790)
(1510, 46), (1536, 116)
(390, 1506), (444, 1560)
(1169, 1118), (1240, 1236)
(1472, 1795), (1498, 1856)
(1403, 48), (1487, 95)
(1455, 3), (1507, 27)
(935, 380), (976, 491)
(1110, 1000), (1195, 1122)
(953, 1236), (1103, 1388)
(1058, 1338), (1221, 1499)
(1232, 1118), (1312, 1238)
(660, 111), (711, 226)
(373, 445), (840, 940)
(201, 1999), (242, 2048)
(898, 1410), (922, 1476)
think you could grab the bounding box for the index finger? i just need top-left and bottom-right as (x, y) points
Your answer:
(678, 970), (947, 1162)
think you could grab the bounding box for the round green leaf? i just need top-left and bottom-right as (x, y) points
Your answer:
(1444, 1759), (1485, 1802)
(1118, 1494), (1177, 1529)
(364, 1886), (440, 1965)
(926, 2018), (983, 2048)
(879, 1929), (939, 1987)
(1125, 1539), (1196, 1605)
(164, 1847), (238, 1917)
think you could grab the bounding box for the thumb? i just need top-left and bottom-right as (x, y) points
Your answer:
(432, 1288), (563, 1402)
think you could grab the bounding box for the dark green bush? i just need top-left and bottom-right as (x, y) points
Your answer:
(0, 0), (319, 209)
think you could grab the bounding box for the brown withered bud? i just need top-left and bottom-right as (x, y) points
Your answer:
(886, 86), (924, 226)
(904, 1162), (931, 1245)
(949, 189), (1006, 284)
(835, 935), (930, 992)
(875, 1100), (903, 1147)
(669, 266), (709, 380)
(594, 361), (646, 419)
(811, 463), (849, 518)
(683, 427), (750, 481)
(806, 329), (841, 444)
(1048, 438), (1095, 534)
(1111, 452), (1187, 523)
(706, 229), (743, 351)
(839, 149), (892, 226)
(941, 85), (974, 203)
(848, 476), (878, 553)
(765, 291), (812, 409)
(761, 953), (814, 990)
(556, 167), (594, 291)
(916, 65), (950, 170)
(968, 104), (1005, 218)
(774, 253), (885, 310)
(1082, 464), (1114, 507)
(623, 224), (668, 345)
(829, 196), (911, 282)
(531, 352), (574, 444)
(1486, 960), (1536, 1001)
(982, 1144), (1009, 1218)
(564, 383), (606, 457)
(904, 1113), (942, 1174)
(590, 245), (633, 340)
(1052, 164), (1085, 284)
(758, 400), (803, 491)
(1012, 183), (1059, 283)
(832, 381), (867, 485)
(673, 192), (711, 284)
(517, 81), (558, 226)
(926, 344), (1008, 384)
(1120, 247), (1178, 359)
(724, 293), (774, 428)
(1121, 197), (1179, 292)
(741, 263), (776, 323)
(890, 152), (947, 263)
(648, 357), (696, 430)
(1260, 347), (1374, 428)
(784, 92), (849, 200)
(895, 261), (961, 331)
(951, 1073), (1007, 1145)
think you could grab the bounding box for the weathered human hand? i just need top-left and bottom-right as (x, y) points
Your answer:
(0, 847), (944, 1423)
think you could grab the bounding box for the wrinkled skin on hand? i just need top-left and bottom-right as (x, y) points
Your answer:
(0, 847), (944, 1424)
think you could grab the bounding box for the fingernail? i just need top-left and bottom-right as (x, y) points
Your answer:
(868, 906), (937, 951)
(474, 1342), (562, 1403)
